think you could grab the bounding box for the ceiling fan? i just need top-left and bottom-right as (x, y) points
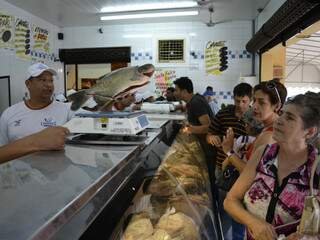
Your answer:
(205, 5), (229, 27)
(196, 0), (214, 7)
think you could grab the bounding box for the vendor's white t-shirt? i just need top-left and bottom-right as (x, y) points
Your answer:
(0, 101), (74, 145)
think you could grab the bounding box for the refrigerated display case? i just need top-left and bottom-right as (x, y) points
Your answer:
(110, 133), (219, 240)
(0, 118), (180, 240)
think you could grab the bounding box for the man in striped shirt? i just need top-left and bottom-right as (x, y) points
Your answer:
(206, 82), (252, 240)
(207, 82), (252, 170)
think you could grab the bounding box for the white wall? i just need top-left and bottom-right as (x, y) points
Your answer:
(62, 21), (253, 105)
(0, 0), (63, 105)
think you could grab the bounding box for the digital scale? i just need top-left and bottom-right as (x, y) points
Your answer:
(64, 111), (150, 145)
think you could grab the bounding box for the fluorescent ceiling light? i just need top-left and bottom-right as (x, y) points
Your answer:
(101, 1), (197, 13)
(100, 11), (199, 21)
(123, 34), (153, 38)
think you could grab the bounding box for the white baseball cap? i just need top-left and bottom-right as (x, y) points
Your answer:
(27, 63), (57, 79)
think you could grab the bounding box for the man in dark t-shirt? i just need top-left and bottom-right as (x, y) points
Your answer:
(173, 77), (216, 181)
(173, 77), (213, 133)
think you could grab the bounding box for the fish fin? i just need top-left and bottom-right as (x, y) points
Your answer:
(67, 90), (89, 111)
(98, 99), (115, 111)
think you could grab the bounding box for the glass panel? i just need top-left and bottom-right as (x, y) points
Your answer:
(112, 133), (217, 240)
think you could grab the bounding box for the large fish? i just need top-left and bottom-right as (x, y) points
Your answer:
(68, 64), (155, 111)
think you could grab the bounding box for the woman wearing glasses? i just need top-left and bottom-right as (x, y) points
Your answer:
(221, 79), (287, 172)
(224, 92), (320, 240)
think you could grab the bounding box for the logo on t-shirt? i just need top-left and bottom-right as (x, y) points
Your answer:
(41, 118), (57, 127)
(14, 120), (22, 127)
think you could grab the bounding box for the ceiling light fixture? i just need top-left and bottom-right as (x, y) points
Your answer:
(100, 1), (197, 13)
(100, 11), (199, 21)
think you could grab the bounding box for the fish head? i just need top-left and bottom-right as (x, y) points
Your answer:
(138, 64), (155, 78)
(112, 64), (155, 99)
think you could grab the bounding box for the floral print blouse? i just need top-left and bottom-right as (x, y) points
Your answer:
(243, 143), (319, 239)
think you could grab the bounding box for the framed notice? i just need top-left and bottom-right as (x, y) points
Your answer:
(0, 13), (15, 49)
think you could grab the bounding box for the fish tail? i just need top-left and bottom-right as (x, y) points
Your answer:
(67, 90), (90, 111)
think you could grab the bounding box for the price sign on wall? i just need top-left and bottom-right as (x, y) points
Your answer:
(205, 41), (228, 76)
(154, 70), (176, 97)
(0, 13), (14, 49)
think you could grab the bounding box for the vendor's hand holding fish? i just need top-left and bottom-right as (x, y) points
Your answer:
(68, 64), (155, 111)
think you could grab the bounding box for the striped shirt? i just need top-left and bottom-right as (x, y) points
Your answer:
(209, 105), (247, 169)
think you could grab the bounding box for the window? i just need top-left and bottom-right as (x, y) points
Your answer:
(158, 39), (185, 63)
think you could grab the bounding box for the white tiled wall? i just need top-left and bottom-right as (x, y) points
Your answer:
(0, 0), (62, 105)
(0, 0), (256, 106)
(62, 21), (254, 105)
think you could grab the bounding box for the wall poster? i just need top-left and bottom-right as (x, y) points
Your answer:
(0, 13), (15, 49)
(205, 40), (225, 76)
(15, 18), (31, 59)
(32, 25), (50, 55)
(154, 70), (176, 97)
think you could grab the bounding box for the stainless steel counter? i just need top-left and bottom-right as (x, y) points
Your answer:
(0, 121), (169, 240)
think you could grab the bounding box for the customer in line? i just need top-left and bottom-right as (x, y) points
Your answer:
(224, 92), (320, 239)
(221, 80), (287, 172)
(206, 82), (252, 240)
(203, 88), (220, 116)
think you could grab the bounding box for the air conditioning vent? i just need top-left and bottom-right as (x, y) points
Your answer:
(158, 39), (185, 63)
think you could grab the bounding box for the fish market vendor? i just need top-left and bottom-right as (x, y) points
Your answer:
(0, 63), (74, 145)
(173, 77), (217, 197)
(173, 77), (213, 135)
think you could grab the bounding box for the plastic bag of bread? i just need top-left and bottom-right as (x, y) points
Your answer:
(148, 229), (172, 240)
(155, 209), (199, 240)
(123, 214), (153, 240)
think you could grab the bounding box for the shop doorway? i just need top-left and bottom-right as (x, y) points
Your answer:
(65, 62), (129, 93)
(0, 76), (11, 114)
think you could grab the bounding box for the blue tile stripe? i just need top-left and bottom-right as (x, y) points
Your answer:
(0, 47), (56, 61)
(30, 51), (55, 61)
(131, 52), (153, 60)
(211, 91), (234, 100)
(130, 49), (251, 61)
(189, 49), (251, 60)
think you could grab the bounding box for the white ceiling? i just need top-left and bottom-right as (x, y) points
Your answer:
(4, 0), (270, 27)
(286, 31), (320, 66)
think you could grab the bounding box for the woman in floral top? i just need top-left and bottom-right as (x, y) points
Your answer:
(224, 92), (320, 240)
